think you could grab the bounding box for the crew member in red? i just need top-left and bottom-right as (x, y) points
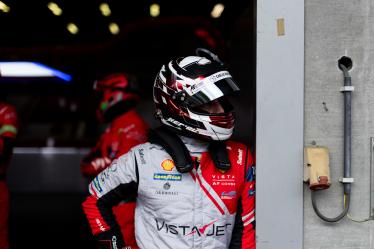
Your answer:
(0, 101), (19, 249)
(80, 73), (148, 249)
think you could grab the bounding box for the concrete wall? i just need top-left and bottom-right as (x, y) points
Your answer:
(305, 1), (374, 248)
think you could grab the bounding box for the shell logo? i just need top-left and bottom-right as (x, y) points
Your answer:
(161, 159), (175, 171)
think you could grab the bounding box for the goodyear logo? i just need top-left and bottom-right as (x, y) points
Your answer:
(153, 173), (182, 181)
(161, 159), (175, 171)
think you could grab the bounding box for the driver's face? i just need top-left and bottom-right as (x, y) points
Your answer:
(198, 100), (224, 114)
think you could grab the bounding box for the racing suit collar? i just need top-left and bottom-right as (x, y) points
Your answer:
(178, 135), (209, 157)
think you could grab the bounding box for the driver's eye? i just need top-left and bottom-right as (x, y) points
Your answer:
(193, 100), (224, 114)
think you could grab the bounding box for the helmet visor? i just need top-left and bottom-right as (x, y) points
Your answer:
(190, 97), (234, 115)
(183, 71), (240, 107)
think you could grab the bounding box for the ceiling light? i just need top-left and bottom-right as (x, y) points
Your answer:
(0, 1), (10, 12)
(109, 23), (120, 35)
(47, 2), (62, 16)
(99, 3), (111, 16)
(67, 23), (79, 34)
(150, 3), (160, 17)
(0, 62), (72, 82)
(211, 3), (224, 18)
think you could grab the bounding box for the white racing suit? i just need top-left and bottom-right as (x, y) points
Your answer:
(82, 138), (255, 249)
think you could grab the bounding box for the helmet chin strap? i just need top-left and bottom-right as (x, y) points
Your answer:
(148, 127), (231, 173)
(149, 127), (193, 173)
(209, 141), (231, 171)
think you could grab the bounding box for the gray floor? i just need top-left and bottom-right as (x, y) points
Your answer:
(9, 192), (96, 249)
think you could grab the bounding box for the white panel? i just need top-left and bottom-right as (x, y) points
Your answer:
(256, 0), (304, 248)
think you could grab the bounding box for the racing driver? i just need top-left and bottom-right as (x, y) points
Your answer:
(82, 55), (255, 249)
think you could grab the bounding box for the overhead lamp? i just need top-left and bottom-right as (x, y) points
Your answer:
(0, 1), (10, 13)
(150, 3), (160, 17)
(211, 3), (224, 18)
(67, 23), (79, 34)
(99, 3), (111, 16)
(47, 2), (62, 16)
(109, 23), (120, 35)
(0, 62), (72, 82)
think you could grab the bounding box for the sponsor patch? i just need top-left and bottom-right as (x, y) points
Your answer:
(237, 149), (243, 165)
(138, 149), (146, 164)
(212, 174), (236, 186)
(166, 117), (198, 133)
(207, 71), (231, 83)
(153, 173), (182, 181)
(190, 82), (205, 94)
(220, 191), (237, 200)
(161, 159), (175, 171)
(109, 160), (118, 172)
(155, 218), (232, 237)
(156, 190), (178, 196)
(246, 166), (255, 182)
(93, 177), (103, 193)
(95, 218), (106, 232)
(163, 182), (171, 190)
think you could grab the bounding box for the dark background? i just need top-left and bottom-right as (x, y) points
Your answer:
(0, 0), (255, 248)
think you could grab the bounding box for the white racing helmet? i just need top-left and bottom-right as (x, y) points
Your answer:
(153, 55), (240, 141)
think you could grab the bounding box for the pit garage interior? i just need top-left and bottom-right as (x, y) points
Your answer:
(1, 1), (256, 248)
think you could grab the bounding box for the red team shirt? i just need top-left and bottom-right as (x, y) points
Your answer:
(0, 102), (18, 176)
(0, 102), (18, 249)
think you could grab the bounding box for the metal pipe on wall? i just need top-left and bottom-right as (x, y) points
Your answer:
(311, 56), (353, 222)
